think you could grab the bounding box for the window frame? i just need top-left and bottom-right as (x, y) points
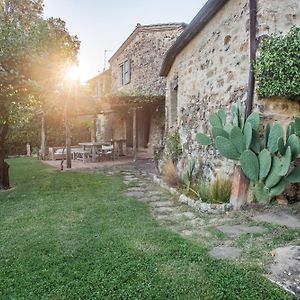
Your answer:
(120, 59), (130, 85)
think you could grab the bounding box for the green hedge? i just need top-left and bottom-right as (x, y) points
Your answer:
(255, 26), (300, 100)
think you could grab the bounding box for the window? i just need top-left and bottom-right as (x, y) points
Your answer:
(121, 59), (130, 85)
(169, 78), (178, 127)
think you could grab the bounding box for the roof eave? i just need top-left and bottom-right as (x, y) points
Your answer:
(109, 23), (188, 64)
(160, 0), (229, 77)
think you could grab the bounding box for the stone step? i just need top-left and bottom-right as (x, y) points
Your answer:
(154, 206), (176, 215)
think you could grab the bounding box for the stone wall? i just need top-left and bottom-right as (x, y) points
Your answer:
(165, 0), (299, 180)
(148, 107), (165, 153)
(109, 24), (185, 96)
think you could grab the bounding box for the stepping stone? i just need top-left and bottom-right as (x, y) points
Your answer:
(217, 225), (266, 236)
(174, 212), (196, 220)
(185, 218), (205, 227)
(127, 187), (144, 192)
(148, 191), (162, 196)
(154, 207), (175, 214)
(209, 246), (241, 259)
(268, 245), (300, 295)
(135, 183), (147, 187)
(252, 212), (300, 228)
(125, 191), (145, 198)
(149, 195), (161, 202)
(106, 171), (115, 176)
(123, 176), (138, 181)
(156, 214), (172, 221)
(180, 230), (194, 236)
(139, 197), (150, 203)
(150, 201), (174, 208)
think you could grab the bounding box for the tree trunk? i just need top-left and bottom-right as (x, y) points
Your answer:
(0, 123), (10, 189)
(40, 113), (46, 160)
(65, 116), (71, 169)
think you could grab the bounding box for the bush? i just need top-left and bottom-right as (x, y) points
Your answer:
(162, 160), (181, 187)
(198, 175), (232, 204)
(255, 26), (300, 100)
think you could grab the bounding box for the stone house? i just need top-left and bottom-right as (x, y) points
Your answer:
(160, 0), (300, 179)
(92, 23), (186, 158)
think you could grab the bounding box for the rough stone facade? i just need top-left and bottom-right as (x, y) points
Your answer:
(98, 23), (185, 155)
(164, 0), (299, 180)
(109, 23), (186, 96)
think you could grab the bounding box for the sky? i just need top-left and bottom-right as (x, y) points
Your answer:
(43, 0), (207, 83)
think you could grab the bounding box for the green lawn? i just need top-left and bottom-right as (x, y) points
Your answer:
(0, 159), (292, 299)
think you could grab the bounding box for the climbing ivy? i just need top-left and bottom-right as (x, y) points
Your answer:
(254, 26), (300, 100)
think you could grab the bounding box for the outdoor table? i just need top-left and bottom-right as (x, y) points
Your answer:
(78, 142), (103, 163)
(104, 139), (126, 158)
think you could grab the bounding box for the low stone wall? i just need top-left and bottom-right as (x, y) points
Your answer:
(152, 174), (232, 214)
(256, 97), (300, 128)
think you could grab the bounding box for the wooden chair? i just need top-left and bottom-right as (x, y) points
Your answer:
(98, 143), (115, 161)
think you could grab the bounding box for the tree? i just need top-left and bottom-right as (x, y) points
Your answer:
(0, 0), (80, 189)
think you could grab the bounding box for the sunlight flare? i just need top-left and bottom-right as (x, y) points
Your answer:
(66, 65), (80, 81)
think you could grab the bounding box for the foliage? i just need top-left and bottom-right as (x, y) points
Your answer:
(254, 26), (300, 99)
(181, 159), (196, 193)
(0, 0), (80, 187)
(162, 159), (181, 187)
(197, 102), (300, 203)
(6, 114), (91, 155)
(198, 175), (232, 204)
(153, 144), (164, 170)
(0, 159), (291, 299)
(165, 129), (182, 163)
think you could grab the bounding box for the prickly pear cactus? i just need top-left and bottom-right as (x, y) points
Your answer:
(196, 102), (300, 203)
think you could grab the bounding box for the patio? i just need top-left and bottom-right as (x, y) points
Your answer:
(42, 152), (158, 175)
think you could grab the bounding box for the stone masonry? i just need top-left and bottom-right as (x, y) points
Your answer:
(109, 23), (186, 96)
(164, 0), (300, 179)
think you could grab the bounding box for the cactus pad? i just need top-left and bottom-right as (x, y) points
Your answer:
(215, 136), (240, 160)
(240, 150), (259, 181)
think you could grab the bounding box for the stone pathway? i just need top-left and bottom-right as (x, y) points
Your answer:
(217, 224), (266, 236)
(100, 166), (300, 296)
(108, 169), (198, 233)
(252, 212), (300, 228)
(209, 246), (242, 259)
(268, 246), (300, 295)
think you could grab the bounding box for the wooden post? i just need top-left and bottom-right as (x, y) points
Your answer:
(245, 0), (257, 118)
(230, 166), (249, 209)
(65, 116), (71, 169)
(133, 107), (137, 162)
(26, 143), (31, 156)
(230, 0), (257, 208)
(92, 116), (97, 142)
(65, 104), (72, 169)
(40, 113), (46, 160)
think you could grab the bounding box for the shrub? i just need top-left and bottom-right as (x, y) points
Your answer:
(166, 130), (182, 163)
(255, 26), (300, 100)
(198, 175), (232, 204)
(162, 160), (181, 187)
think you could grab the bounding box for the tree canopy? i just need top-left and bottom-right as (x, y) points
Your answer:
(0, 0), (80, 188)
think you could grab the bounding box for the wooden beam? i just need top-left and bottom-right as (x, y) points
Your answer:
(245, 0), (257, 118)
(133, 107), (137, 162)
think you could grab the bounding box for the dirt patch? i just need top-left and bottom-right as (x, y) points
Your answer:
(267, 245), (300, 296)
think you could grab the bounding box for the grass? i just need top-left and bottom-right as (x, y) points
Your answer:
(0, 158), (293, 299)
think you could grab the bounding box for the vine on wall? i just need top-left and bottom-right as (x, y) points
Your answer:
(255, 26), (300, 100)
